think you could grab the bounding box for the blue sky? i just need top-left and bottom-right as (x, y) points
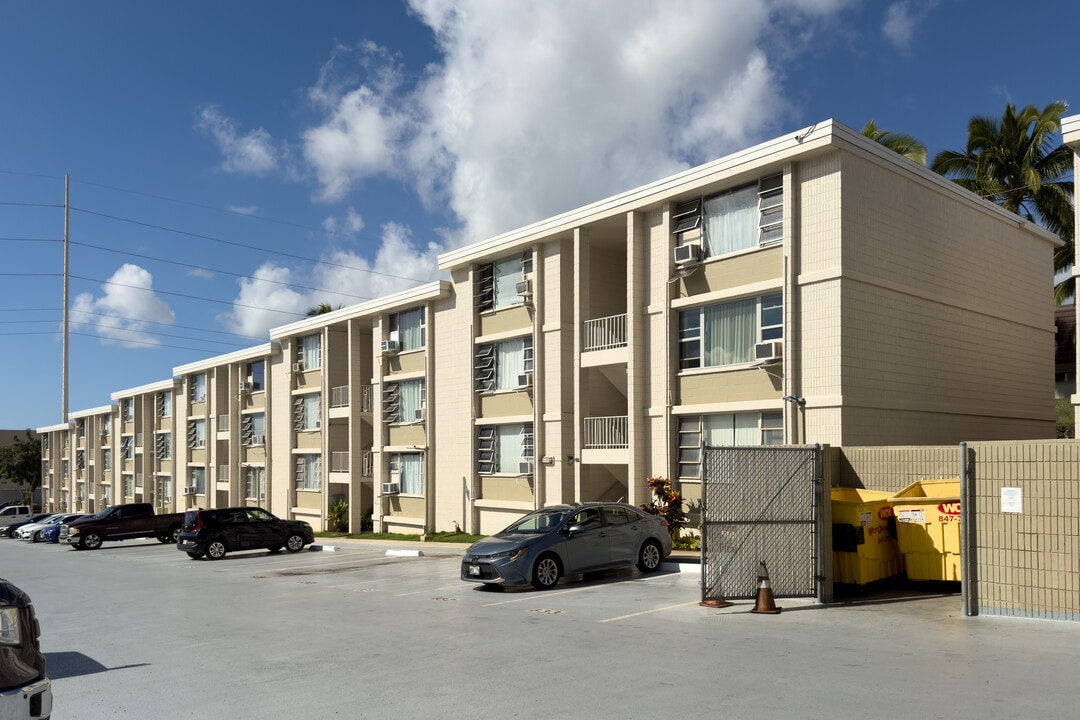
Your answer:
(1, 0), (1076, 430)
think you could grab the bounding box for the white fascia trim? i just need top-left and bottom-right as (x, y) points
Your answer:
(173, 342), (278, 376)
(68, 405), (117, 419)
(1063, 114), (1080, 148)
(36, 422), (72, 433)
(110, 378), (179, 400)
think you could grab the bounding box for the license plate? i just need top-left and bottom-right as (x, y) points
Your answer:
(468, 564), (481, 576)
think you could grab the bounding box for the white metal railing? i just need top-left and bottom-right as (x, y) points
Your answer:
(218, 414), (230, 432)
(331, 385), (349, 408)
(583, 416), (629, 449)
(360, 385), (374, 413)
(583, 314), (627, 352)
(330, 451), (349, 473)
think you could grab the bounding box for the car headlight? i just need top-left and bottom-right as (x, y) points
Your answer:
(491, 547), (529, 562)
(67, 527), (80, 536)
(0, 607), (21, 646)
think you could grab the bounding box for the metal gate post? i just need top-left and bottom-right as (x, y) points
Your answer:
(813, 444), (832, 603)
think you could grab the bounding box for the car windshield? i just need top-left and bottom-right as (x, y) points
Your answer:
(500, 509), (570, 535)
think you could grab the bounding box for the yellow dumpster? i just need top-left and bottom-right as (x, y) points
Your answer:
(830, 488), (903, 585)
(889, 479), (962, 582)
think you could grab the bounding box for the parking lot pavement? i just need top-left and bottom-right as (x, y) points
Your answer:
(4, 538), (1080, 719)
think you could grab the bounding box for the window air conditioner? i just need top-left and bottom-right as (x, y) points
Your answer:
(253, 435), (266, 446)
(754, 341), (783, 362)
(380, 339), (400, 355)
(673, 243), (703, 266)
(238, 381), (248, 391)
(515, 279), (532, 299)
(415, 407), (426, 422)
(291, 362), (303, 373)
(517, 373), (532, 389)
(183, 486), (196, 496)
(382, 482), (400, 495)
(518, 461), (534, 475)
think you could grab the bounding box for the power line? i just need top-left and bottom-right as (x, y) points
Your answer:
(70, 239), (375, 302)
(70, 206), (431, 284)
(0, 330), (250, 354)
(72, 309), (267, 341)
(68, 273), (307, 317)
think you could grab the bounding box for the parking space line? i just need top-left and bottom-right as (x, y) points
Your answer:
(599, 600), (701, 623)
(480, 587), (588, 606)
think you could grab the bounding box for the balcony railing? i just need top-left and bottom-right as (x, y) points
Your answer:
(218, 414), (229, 432)
(218, 465), (229, 482)
(330, 386), (349, 408)
(583, 415), (629, 449)
(360, 385), (373, 413)
(583, 314), (627, 352)
(330, 451), (349, 473)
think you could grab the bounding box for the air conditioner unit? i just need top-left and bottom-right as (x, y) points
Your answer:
(253, 435), (266, 446)
(515, 279), (532, 299)
(754, 341), (783, 362)
(238, 381), (249, 391)
(183, 486), (196, 496)
(415, 407), (426, 422)
(673, 243), (703, 266)
(380, 339), (400, 355)
(518, 461), (533, 475)
(75, 495), (84, 502)
(382, 481), (400, 495)
(291, 362), (303, 373)
(517, 373), (532, 389)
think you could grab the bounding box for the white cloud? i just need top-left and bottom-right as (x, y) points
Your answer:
(71, 264), (175, 348)
(882, 1), (937, 53)
(322, 207), (366, 236)
(220, 224), (442, 337)
(301, 0), (853, 248)
(196, 105), (282, 175)
(228, 205), (259, 215)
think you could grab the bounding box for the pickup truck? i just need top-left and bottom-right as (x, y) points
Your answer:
(61, 503), (185, 550)
(0, 578), (52, 719)
(0, 505), (34, 528)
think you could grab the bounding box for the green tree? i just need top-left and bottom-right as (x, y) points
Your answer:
(931, 101), (1075, 302)
(306, 302), (343, 316)
(861, 120), (928, 165)
(0, 430), (43, 505)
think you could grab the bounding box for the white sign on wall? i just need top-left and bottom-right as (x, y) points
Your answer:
(1000, 487), (1022, 514)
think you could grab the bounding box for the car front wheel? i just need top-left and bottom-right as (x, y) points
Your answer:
(285, 533), (306, 553)
(205, 538), (228, 560)
(81, 532), (103, 550)
(531, 554), (562, 590)
(637, 540), (663, 572)
(33, 530), (44, 543)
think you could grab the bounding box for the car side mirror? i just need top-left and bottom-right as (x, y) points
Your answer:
(566, 524), (585, 536)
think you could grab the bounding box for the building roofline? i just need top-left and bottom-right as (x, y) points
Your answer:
(1063, 114), (1080, 148)
(438, 117), (1061, 270)
(268, 280), (451, 339)
(110, 378), (178, 400)
(68, 405), (117, 419)
(173, 343), (279, 376)
(36, 422), (71, 433)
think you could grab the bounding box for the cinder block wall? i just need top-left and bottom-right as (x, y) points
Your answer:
(823, 441), (1080, 621)
(967, 440), (1080, 621)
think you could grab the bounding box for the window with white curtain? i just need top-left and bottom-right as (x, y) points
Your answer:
(701, 175), (784, 257)
(190, 467), (206, 494)
(299, 334), (322, 369)
(477, 423), (534, 474)
(398, 379), (425, 423)
(187, 419), (206, 448)
(245, 466), (266, 502)
(475, 336), (533, 392)
(391, 308), (425, 351)
(679, 293), (782, 370)
(296, 454), (322, 490)
(493, 257), (523, 309)
(190, 374), (207, 403)
(678, 412), (784, 479)
(393, 453), (425, 494)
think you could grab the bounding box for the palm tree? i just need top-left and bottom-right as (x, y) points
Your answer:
(306, 302), (343, 316)
(861, 120), (928, 165)
(931, 102), (1074, 302)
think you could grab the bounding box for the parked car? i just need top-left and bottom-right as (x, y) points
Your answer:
(460, 502), (673, 589)
(1, 513), (52, 539)
(17, 513), (85, 543)
(62, 503), (185, 549)
(40, 515), (89, 543)
(176, 507), (315, 560)
(0, 577), (53, 719)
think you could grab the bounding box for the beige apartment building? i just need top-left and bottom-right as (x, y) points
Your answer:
(35, 119), (1060, 537)
(433, 119), (1058, 535)
(172, 344), (278, 513)
(109, 379), (179, 513)
(268, 282), (451, 534)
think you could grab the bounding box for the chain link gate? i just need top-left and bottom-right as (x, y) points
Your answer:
(701, 445), (821, 602)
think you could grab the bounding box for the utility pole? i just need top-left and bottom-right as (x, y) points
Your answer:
(62, 174), (69, 422)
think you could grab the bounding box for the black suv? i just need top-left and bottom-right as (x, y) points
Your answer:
(176, 507), (314, 560)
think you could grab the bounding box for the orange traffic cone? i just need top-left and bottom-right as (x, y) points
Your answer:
(750, 560), (782, 614)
